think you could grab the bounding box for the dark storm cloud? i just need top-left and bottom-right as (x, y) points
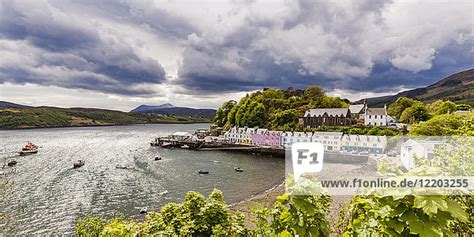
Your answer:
(175, 0), (473, 94)
(0, 0), (191, 96)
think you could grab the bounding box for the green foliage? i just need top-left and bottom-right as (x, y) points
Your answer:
(306, 125), (401, 136)
(429, 100), (458, 115)
(253, 193), (331, 237)
(345, 194), (469, 236)
(75, 189), (248, 236)
(409, 112), (474, 136)
(214, 86), (349, 130)
(388, 97), (418, 118)
(398, 101), (431, 123)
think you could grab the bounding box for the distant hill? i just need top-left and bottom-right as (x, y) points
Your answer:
(0, 101), (32, 109)
(130, 104), (216, 118)
(358, 68), (474, 107)
(0, 102), (212, 129)
(130, 103), (174, 112)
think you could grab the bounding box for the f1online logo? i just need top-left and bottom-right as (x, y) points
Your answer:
(291, 142), (324, 182)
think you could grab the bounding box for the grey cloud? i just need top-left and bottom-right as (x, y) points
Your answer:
(0, 0), (173, 96)
(176, 0), (473, 94)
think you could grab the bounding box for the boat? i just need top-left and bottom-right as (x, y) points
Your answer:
(197, 170), (209, 174)
(181, 144), (190, 149)
(140, 207), (148, 214)
(19, 142), (39, 156)
(115, 165), (128, 169)
(73, 160), (85, 169)
(19, 149), (38, 156)
(154, 156), (162, 161)
(234, 167), (244, 172)
(22, 142), (39, 151)
(7, 160), (17, 167)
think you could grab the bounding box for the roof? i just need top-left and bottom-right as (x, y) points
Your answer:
(312, 132), (343, 137)
(304, 108), (350, 117)
(366, 108), (386, 115)
(349, 104), (365, 113)
(172, 132), (192, 137)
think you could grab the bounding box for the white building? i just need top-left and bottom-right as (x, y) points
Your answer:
(280, 131), (312, 148)
(242, 127), (255, 145)
(223, 127), (240, 144)
(341, 134), (387, 154)
(400, 139), (443, 170)
(170, 132), (192, 141)
(311, 132), (343, 151)
(364, 105), (395, 126)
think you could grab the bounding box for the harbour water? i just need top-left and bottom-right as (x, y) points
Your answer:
(0, 124), (286, 235)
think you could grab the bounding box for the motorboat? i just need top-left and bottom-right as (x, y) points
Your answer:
(19, 149), (38, 156)
(73, 160), (85, 169)
(234, 167), (244, 172)
(197, 170), (209, 174)
(7, 160), (17, 167)
(140, 207), (148, 214)
(154, 156), (162, 161)
(19, 142), (39, 156)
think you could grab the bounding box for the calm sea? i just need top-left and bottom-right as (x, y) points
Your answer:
(0, 124), (285, 235)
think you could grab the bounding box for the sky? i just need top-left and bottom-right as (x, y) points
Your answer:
(0, 0), (472, 111)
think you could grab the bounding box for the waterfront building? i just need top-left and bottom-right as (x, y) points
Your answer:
(400, 139), (443, 170)
(251, 128), (281, 147)
(311, 132), (343, 151)
(170, 132), (192, 141)
(252, 128), (267, 146)
(341, 134), (387, 154)
(241, 127), (255, 145)
(301, 108), (353, 128)
(281, 131), (294, 148)
(223, 127), (240, 144)
(364, 105), (395, 126)
(281, 131), (312, 148)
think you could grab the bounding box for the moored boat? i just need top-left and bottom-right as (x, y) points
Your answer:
(8, 159), (17, 167)
(19, 142), (39, 156)
(19, 149), (38, 156)
(73, 160), (85, 169)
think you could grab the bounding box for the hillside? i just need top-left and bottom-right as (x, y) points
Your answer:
(0, 102), (212, 129)
(213, 86), (350, 131)
(131, 104), (216, 118)
(359, 68), (474, 107)
(0, 101), (32, 109)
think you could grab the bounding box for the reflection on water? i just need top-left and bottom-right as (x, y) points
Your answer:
(0, 124), (285, 235)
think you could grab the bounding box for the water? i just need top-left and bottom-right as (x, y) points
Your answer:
(0, 124), (285, 235)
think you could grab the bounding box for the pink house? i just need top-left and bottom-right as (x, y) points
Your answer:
(252, 128), (282, 148)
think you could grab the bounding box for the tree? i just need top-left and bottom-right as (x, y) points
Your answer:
(388, 97), (417, 118)
(429, 100), (458, 115)
(399, 101), (430, 123)
(409, 112), (474, 136)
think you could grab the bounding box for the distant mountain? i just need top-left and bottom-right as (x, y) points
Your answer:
(130, 103), (175, 113)
(130, 104), (216, 118)
(358, 69), (474, 107)
(0, 101), (32, 109)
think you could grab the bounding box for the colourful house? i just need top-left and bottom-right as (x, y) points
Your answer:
(252, 129), (282, 148)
